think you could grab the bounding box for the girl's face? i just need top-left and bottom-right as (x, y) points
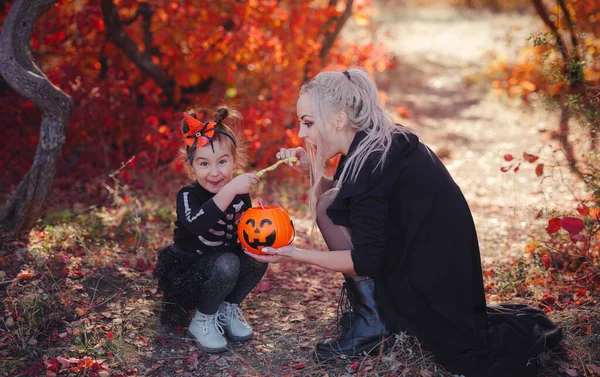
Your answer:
(192, 139), (235, 193)
(296, 93), (338, 159)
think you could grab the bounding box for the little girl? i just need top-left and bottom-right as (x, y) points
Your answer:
(154, 107), (267, 353)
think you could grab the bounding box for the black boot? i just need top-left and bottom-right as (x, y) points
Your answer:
(314, 278), (394, 361)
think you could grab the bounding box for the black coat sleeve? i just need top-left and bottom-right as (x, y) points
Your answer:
(348, 183), (388, 278)
(176, 188), (224, 236)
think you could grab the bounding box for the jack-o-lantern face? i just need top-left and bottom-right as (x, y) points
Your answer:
(238, 206), (294, 254)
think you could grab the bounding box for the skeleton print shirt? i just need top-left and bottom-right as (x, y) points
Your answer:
(173, 182), (251, 254)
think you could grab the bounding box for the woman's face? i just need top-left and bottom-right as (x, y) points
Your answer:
(296, 93), (338, 159)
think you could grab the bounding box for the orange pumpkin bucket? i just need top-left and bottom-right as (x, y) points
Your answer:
(238, 200), (295, 254)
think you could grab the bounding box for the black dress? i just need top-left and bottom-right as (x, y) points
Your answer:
(326, 130), (561, 377)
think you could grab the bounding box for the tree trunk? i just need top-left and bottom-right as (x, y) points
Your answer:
(0, 0), (72, 236)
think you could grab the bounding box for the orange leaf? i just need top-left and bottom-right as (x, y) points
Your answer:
(353, 13), (370, 26)
(395, 105), (411, 118)
(524, 241), (539, 254)
(17, 271), (34, 280)
(576, 204), (589, 217)
(75, 307), (88, 316)
(521, 80), (536, 92)
(523, 152), (539, 163)
(589, 207), (600, 221)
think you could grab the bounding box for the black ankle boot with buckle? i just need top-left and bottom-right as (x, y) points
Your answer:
(314, 277), (395, 361)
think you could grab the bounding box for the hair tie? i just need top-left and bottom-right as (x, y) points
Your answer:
(182, 113), (237, 165)
(342, 71), (351, 80)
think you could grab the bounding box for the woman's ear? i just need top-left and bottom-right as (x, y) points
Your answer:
(335, 111), (348, 131)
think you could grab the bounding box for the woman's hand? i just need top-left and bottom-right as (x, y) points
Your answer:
(225, 172), (260, 195)
(276, 147), (309, 173)
(245, 246), (357, 275)
(244, 246), (297, 263)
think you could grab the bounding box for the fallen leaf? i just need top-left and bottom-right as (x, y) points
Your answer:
(255, 281), (271, 292)
(587, 364), (600, 375)
(504, 154), (514, 161)
(564, 368), (579, 376)
(535, 163), (544, 176)
(45, 358), (59, 373)
(523, 152), (539, 163)
(17, 270), (35, 280)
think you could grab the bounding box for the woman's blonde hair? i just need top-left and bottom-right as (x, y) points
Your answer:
(300, 68), (411, 221)
(180, 106), (248, 180)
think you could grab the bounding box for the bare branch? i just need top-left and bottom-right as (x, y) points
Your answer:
(557, 0), (581, 63)
(319, 0), (354, 64)
(100, 0), (175, 103)
(531, 0), (569, 63)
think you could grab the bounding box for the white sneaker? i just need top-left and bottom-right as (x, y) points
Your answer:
(187, 310), (228, 353)
(218, 302), (253, 342)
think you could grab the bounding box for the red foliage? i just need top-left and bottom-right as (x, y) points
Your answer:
(546, 218), (562, 234)
(0, 0), (393, 199)
(561, 217), (585, 236)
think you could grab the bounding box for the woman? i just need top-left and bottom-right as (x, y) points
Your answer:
(246, 68), (561, 377)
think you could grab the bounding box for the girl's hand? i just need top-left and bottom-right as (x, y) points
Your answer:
(276, 147), (309, 173)
(244, 246), (296, 263)
(225, 172), (259, 195)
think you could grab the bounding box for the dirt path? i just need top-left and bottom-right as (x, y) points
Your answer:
(364, 0), (585, 264)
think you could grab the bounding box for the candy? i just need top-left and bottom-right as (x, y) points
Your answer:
(256, 157), (298, 177)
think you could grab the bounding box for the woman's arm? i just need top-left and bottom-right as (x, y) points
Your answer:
(245, 247), (357, 276)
